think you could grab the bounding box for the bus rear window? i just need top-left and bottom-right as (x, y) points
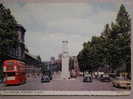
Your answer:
(7, 72), (15, 76)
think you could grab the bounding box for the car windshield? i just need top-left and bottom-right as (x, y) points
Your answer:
(42, 75), (49, 78)
(103, 75), (109, 77)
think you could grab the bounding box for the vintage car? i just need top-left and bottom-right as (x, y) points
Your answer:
(42, 70), (53, 80)
(112, 77), (131, 89)
(41, 75), (50, 83)
(99, 74), (111, 82)
(83, 72), (92, 82)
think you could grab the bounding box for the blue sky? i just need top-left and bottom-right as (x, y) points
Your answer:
(2, 0), (133, 61)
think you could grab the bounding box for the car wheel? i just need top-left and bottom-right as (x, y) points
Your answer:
(113, 84), (115, 87)
(116, 84), (120, 88)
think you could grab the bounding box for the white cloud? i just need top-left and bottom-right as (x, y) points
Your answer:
(4, 2), (124, 60)
(26, 32), (91, 60)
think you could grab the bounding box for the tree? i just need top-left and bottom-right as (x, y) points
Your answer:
(78, 37), (106, 72)
(101, 24), (111, 38)
(0, 3), (18, 57)
(116, 4), (131, 34)
(0, 3), (18, 80)
(101, 4), (131, 74)
(77, 4), (131, 77)
(77, 42), (91, 72)
(111, 4), (131, 76)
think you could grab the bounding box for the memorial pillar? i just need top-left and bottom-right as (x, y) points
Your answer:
(61, 41), (70, 79)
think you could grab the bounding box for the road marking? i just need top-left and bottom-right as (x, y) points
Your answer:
(0, 90), (130, 95)
(53, 78), (76, 80)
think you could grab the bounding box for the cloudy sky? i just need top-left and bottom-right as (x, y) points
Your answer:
(2, 0), (133, 61)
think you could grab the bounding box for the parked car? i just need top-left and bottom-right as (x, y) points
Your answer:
(83, 72), (92, 82)
(41, 75), (50, 83)
(99, 74), (111, 82)
(112, 77), (131, 89)
(42, 70), (53, 80)
(47, 71), (53, 80)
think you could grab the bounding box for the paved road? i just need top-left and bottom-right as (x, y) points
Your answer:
(0, 73), (130, 91)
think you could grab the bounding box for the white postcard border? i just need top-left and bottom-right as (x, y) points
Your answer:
(0, 90), (131, 96)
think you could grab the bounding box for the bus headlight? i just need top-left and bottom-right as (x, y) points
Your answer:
(14, 66), (17, 71)
(3, 67), (6, 72)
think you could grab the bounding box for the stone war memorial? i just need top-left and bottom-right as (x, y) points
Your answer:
(61, 40), (70, 79)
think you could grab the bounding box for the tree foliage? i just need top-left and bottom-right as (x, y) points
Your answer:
(77, 4), (131, 76)
(0, 3), (18, 79)
(0, 3), (18, 56)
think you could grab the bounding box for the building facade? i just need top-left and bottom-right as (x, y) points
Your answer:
(5, 24), (26, 60)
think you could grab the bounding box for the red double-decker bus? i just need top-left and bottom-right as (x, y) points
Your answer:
(3, 60), (26, 85)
